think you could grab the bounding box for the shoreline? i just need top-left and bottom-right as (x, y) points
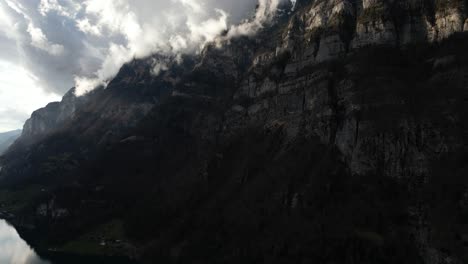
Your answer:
(8, 219), (140, 264)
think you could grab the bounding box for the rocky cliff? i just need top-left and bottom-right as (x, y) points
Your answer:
(17, 88), (86, 146)
(1, 1), (468, 263)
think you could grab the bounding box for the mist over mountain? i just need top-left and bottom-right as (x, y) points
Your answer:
(1, 0), (468, 263)
(0, 0), (290, 96)
(0, 0), (295, 132)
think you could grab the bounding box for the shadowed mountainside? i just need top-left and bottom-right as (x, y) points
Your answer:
(1, 1), (468, 263)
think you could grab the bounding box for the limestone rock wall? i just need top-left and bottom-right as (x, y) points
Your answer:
(273, 0), (468, 74)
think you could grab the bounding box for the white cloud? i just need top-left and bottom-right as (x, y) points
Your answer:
(0, 0), (288, 130)
(188, 9), (228, 47)
(227, 0), (283, 37)
(0, 0), (293, 127)
(1, 0), (288, 96)
(76, 18), (102, 36)
(4, 0), (25, 15)
(39, 0), (71, 17)
(73, 0), (235, 95)
(4, 0), (65, 56)
(75, 43), (132, 95)
(0, 3), (18, 40)
(27, 23), (64, 55)
(151, 59), (169, 77)
(177, 0), (203, 13)
(72, 0), (291, 95)
(73, 76), (105, 96)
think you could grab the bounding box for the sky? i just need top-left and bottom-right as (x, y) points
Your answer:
(0, 0), (290, 132)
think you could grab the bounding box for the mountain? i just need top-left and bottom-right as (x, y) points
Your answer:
(1, 1), (468, 263)
(0, 130), (21, 155)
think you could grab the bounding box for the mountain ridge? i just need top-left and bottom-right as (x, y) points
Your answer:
(12, 0), (468, 149)
(1, 1), (468, 263)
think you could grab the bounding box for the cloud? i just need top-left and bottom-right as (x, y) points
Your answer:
(188, 9), (229, 49)
(0, 108), (30, 133)
(39, 0), (80, 18)
(0, 0), (92, 96)
(73, 0), (233, 95)
(227, 0), (285, 37)
(0, 60), (60, 132)
(151, 61), (169, 77)
(4, 0), (64, 55)
(27, 24), (64, 55)
(0, 0), (291, 98)
(73, 0), (290, 95)
(76, 18), (101, 36)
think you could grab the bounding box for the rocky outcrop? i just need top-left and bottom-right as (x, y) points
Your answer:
(433, 0), (467, 39)
(22, 102), (60, 139)
(276, 0), (468, 74)
(20, 88), (85, 145)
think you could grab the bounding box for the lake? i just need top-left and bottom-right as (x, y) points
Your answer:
(0, 220), (138, 264)
(0, 219), (49, 264)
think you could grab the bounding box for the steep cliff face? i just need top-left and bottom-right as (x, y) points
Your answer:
(19, 88), (86, 145)
(1, 1), (468, 263)
(0, 56), (191, 185)
(277, 0), (468, 73)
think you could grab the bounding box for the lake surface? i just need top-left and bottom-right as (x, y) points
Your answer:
(0, 220), (138, 264)
(0, 220), (49, 264)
